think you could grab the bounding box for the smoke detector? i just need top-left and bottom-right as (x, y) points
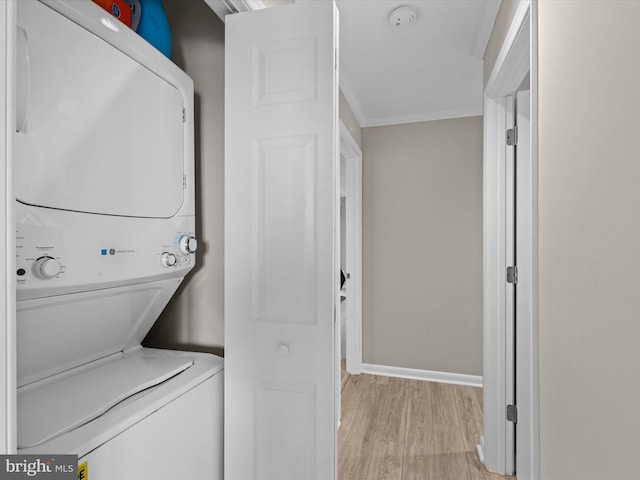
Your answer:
(388, 6), (417, 29)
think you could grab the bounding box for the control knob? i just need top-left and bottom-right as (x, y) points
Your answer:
(160, 252), (177, 267)
(178, 235), (198, 255)
(33, 256), (62, 279)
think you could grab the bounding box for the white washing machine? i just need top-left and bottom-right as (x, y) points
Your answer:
(14, 1), (223, 478)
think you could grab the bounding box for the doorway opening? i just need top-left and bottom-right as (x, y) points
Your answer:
(338, 121), (363, 379)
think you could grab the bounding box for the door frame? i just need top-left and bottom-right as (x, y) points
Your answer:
(482, 0), (539, 478)
(339, 120), (362, 375)
(0, 0), (16, 455)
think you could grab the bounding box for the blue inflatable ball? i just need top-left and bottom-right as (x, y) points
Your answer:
(136, 0), (171, 58)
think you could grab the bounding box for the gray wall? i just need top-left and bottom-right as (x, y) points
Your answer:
(144, 0), (226, 352)
(538, 1), (640, 477)
(362, 117), (483, 376)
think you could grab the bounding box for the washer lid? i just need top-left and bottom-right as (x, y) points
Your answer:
(17, 278), (184, 388)
(15, 0), (186, 219)
(18, 354), (194, 449)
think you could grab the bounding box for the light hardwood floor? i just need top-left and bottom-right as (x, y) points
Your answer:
(339, 365), (514, 480)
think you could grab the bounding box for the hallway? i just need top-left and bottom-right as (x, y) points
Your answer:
(339, 370), (514, 480)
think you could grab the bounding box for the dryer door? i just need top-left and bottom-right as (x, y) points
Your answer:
(15, 0), (185, 218)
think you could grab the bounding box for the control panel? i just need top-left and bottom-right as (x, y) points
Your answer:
(15, 211), (197, 301)
(158, 234), (198, 269)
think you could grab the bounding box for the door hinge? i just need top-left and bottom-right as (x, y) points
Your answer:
(183, 174), (187, 189)
(506, 126), (518, 146)
(182, 107), (186, 123)
(506, 266), (518, 285)
(507, 404), (518, 424)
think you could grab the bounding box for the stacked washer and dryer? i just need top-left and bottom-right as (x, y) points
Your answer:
(14, 1), (223, 478)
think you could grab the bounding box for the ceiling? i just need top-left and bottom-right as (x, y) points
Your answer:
(210, 0), (501, 128)
(335, 0), (501, 127)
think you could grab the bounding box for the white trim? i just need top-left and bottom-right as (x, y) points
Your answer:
(528, 4), (540, 478)
(202, 0), (233, 21)
(235, 0), (265, 11)
(203, 0), (265, 22)
(361, 363), (483, 388)
(482, 93), (509, 474)
(485, 0), (531, 98)
(510, 4), (539, 479)
(483, 0), (539, 478)
(339, 121), (362, 375)
(340, 74), (483, 129)
(477, 437), (486, 464)
(514, 87), (537, 480)
(504, 94), (516, 476)
(0, 0), (16, 455)
(358, 105), (483, 128)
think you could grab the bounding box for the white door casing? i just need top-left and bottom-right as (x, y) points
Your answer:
(0, 0), (16, 455)
(335, 121), (362, 427)
(339, 121), (362, 375)
(483, 1), (538, 479)
(503, 89), (534, 477)
(224, 2), (339, 479)
(515, 88), (537, 479)
(505, 95), (516, 476)
(482, 91), (509, 472)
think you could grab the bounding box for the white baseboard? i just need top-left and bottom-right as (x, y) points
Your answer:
(477, 436), (486, 464)
(361, 363), (483, 387)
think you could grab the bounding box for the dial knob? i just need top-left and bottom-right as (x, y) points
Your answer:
(277, 343), (290, 357)
(178, 235), (198, 255)
(161, 252), (177, 267)
(34, 256), (61, 279)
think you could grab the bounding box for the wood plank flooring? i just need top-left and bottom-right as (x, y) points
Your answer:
(339, 364), (514, 480)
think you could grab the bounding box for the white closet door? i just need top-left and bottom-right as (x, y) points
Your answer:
(225, 2), (339, 479)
